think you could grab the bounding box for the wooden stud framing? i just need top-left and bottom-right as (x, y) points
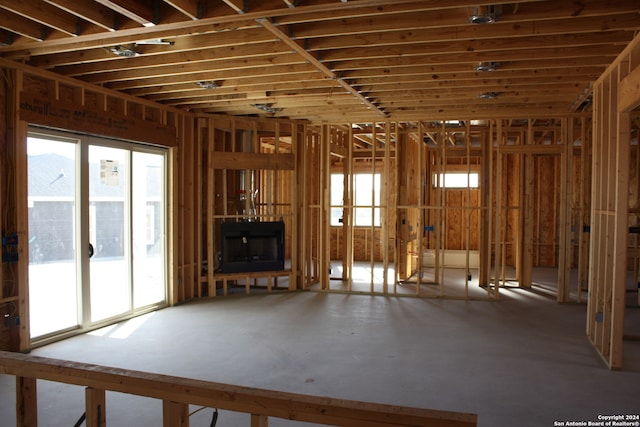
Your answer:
(588, 32), (640, 369)
(435, 122), (445, 295)
(206, 119), (216, 297)
(198, 115), (299, 296)
(290, 121), (300, 291)
(323, 125), (331, 290)
(194, 118), (203, 298)
(300, 125), (307, 288)
(1, 67), (27, 351)
(577, 116), (590, 303)
(369, 124), (377, 293)
(85, 387), (106, 427)
(251, 414), (269, 427)
(302, 127), (318, 289)
(345, 125), (355, 291)
(558, 117), (572, 302)
(168, 141), (178, 305)
(493, 120), (503, 299)
(464, 120), (472, 299)
(416, 122), (426, 292)
(479, 124), (492, 291)
(382, 121), (392, 294)
(15, 107), (30, 349)
(163, 400), (189, 427)
(520, 120), (535, 289)
(16, 376), (37, 427)
(7, 43), (639, 370)
(0, 70), (3, 339)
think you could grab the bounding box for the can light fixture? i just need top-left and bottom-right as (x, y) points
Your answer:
(468, 6), (499, 24)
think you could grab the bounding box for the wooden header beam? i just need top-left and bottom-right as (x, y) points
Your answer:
(211, 151), (295, 170)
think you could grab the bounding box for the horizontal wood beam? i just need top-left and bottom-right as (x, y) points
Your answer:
(0, 351), (478, 427)
(619, 65), (640, 113)
(352, 149), (396, 158)
(18, 91), (177, 147)
(2, 0), (527, 57)
(212, 151), (295, 170)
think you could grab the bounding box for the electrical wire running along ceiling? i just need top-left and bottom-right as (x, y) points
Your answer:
(0, 0), (639, 124)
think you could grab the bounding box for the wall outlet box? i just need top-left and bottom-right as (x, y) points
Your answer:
(4, 316), (20, 327)
(2, 233), (18, 246)
(2, 253), (18, 263)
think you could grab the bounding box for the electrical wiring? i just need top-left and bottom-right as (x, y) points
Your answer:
(0, 301), (17, 316)
(189, 407), (219, 426)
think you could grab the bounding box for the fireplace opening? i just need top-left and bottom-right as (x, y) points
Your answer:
(220, 221), (285, 273)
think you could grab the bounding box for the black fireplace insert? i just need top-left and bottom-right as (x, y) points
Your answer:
(220, 221), (285, 273)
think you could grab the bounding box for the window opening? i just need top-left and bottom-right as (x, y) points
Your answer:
(331, 173), (381, 226)
(433, 172), (479, 188)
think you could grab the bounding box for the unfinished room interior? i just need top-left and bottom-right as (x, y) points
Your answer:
(1, 1), (640, 426)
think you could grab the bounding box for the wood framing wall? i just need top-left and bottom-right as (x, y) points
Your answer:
(588, 33), (640, 370)
(0, 56), (600, 356)
(0, 59), (186, 352)
(3, 31), (639, 372)
(0, 66), (19, 352)
(319, 119), (592, 300)
(197, 115), (302, 296)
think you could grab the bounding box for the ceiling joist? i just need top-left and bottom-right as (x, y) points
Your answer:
(256, 17), (387, 118)
(0, 0), (637, 122)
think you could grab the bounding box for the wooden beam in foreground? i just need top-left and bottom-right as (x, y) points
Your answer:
(0, 351), (477, 427)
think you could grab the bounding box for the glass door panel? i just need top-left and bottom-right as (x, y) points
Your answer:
(88, 145), (130, 322)
(28, 128), (168, 344)
(132, 151), (166, 308)
(27, 135), (80, 338)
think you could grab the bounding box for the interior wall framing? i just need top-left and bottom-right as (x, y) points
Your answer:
(198, 115), (301, 296)
(0, 58), (183, 352)
(588, 32), (640, 370)
(321, 122), (398, 294)
(320, 118), (592, 301)
(0, 57), (600, 355)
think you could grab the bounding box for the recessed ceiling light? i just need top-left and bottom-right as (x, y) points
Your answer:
(469, 6), (497, 24)
(196, 81), (220, 89)
(108, 45), (140, 57)
(136, 39), (174, 45)
(251, 104), (283, 114)
(479, 92), (499, 99)
(474, 62), (499, 72)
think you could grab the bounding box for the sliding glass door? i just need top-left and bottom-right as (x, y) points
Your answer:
(88, 144), (130, 323)
(28, 129), (167, 341)
(132, 151), (166, 309)
(27, 134), (81, 338)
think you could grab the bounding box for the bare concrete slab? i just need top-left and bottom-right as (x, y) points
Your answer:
(1, 288), (639, 426)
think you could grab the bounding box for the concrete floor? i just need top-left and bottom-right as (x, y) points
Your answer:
(1, 284), (639, 426)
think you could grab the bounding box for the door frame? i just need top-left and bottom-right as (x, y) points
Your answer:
(27, 126), (169, 347)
